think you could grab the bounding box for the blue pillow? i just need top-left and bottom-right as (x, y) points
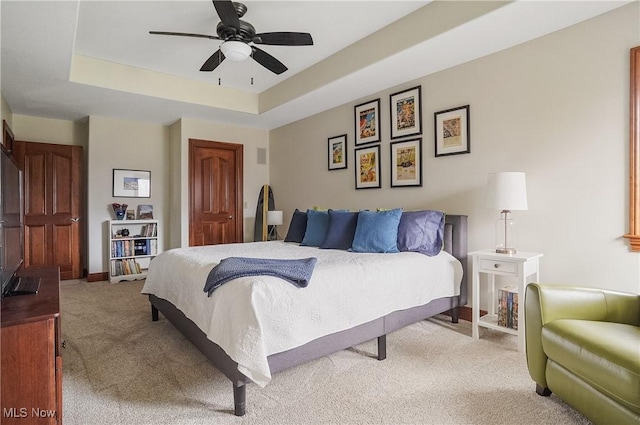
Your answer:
(320, 210), (359, 250)
(397, 210), (445, 256)
(284, 209), (308, 243)
(351, 208), (402, 253)
(301, 209), (330, 247)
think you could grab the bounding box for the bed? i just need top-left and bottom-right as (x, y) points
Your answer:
(142, 213), (468, 416)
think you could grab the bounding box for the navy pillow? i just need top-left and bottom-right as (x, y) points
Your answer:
(397, 210), (445, 256)
(351, 208), (403, 253)
(284, 209), (308, 243)
(300, 209), (330, 247)
(320, 210), (359, 250)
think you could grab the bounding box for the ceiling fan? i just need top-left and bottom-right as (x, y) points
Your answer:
(150, 0), (313, 75)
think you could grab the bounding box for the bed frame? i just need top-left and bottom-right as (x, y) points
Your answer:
(148, 214), (468, 416)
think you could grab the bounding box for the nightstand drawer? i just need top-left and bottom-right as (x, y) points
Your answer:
(478, 259), (517, 275)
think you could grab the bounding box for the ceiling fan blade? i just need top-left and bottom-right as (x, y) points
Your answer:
(251, 46), (287, 75)
(149, 31), (221, 40)
(213, 1), (240, 30)
(200, 50), (226, 72)
(253, 32), (313, 46)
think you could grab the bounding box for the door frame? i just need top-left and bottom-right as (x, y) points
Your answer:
(188, 138), (244, 245)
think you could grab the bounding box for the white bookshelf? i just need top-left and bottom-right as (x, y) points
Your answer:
(107, 219), (159, 283)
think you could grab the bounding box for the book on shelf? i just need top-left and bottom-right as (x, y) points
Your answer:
(137, 204), (154, 220)
(111, 258), (142, 276)
(497, 286), (518, 330)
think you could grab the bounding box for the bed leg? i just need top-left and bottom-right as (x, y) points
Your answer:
(377, 335), (387, 361)
(151, 304), (159, 322)
(450, 306), (459, 324)
(233, 383), (246, 416)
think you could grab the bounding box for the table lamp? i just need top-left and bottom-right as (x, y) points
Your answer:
(486, 172), (528, 254)
(267, 210), (283, 240)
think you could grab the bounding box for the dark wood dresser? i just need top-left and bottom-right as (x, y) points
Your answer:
(1, 267), (62, 425)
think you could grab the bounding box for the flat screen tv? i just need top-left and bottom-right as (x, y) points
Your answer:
(0, 145), (24, 298)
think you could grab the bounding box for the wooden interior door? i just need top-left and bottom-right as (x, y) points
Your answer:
(189, 139), (243, 246)
(13, 141), (83, 279)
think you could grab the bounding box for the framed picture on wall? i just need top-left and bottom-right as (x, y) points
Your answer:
(434, 105), (470, 157)
(355, 145), (381, 189)
(390, 86), (422, 140)
(354, 98), (381, 145)
(112, 169), (151, 198)
(327, 134), (347, 170)
(390, 138), (422, 187)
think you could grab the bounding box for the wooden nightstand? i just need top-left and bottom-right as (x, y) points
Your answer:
(470, 249), (543, 351)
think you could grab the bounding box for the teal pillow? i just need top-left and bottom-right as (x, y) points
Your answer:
(351, 208), (402, 253)
(300, 209), (330, 247)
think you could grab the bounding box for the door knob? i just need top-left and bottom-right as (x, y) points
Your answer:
(228, 215), (233, 220)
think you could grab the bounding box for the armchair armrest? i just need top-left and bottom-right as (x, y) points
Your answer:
(524, 283), (640, 390)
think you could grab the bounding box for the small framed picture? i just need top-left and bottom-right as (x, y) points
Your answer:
(137, 204), (154, 219)
(354, 98), (381, 145)
(126, 210), (136, 220)
(328, 134), (347, 170)
(434, 105), (470, 157)
(112, 169), (151, 198)
(390, 138), (422, 188)
(355, 145), (381, 190)
(390, 86), (422, 140)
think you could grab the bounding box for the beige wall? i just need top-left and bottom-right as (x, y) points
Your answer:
(270, 4), (640, 295)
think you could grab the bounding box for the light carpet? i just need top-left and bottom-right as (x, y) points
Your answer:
(60, 280), (591, 425)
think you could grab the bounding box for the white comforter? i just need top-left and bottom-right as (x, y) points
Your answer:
(141, 241), (462, 387)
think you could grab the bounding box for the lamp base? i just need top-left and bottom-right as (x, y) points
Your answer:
(495, 247), (517, 255)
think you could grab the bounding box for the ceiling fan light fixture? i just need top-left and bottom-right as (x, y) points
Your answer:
(220, 40), (251, 61)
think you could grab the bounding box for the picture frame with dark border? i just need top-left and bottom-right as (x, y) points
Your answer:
(354, 98), (381, 145)
(390, 86), (422, 140)
(390, 138), (422, 188)
(434, 105), (470, 157)
(355, 144), (381, 189)
(112, 169), (151, 198)
(327, 134), (347, 170)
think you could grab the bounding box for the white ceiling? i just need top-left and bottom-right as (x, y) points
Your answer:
(0, 1), (631, 130)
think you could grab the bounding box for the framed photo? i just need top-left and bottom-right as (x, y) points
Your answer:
(434, 105), (470, 157)
(137, 204), (154, 219)
(390, 86), (422, 140)
(327, 134), (347, 170)
(390, 138), (422, 188)
(112, 169), (151, 198)
(354, 98), (381, 145)
(126, 209), (136, 220)
(355, 145), (381, 190)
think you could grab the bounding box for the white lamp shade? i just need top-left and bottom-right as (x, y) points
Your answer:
(220, 41), (251, 61)
(486, 172), (528, 210)
(267, 210), (283, 226)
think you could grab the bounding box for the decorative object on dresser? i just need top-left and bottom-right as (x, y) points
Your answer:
(1, 267), (63, 425)
(112, 169), (151, 198)
(470, 249), (543, 351)
(434, 105), (470, 157)
(390, 138), (422, 188)
(486, 172), (528, 254)
(354, 98), (381, 145)
(137, 204), (154, 219)
(327, 134), (347, 170)
(390, 86), (422, 140)
(354, 145), (381, 189)
(108, 219), (159, 283)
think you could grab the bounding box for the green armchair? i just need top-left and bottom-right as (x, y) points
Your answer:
(525, 283), (640, 425)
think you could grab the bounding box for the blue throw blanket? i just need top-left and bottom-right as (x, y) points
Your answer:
(203, 256), (318, 296)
